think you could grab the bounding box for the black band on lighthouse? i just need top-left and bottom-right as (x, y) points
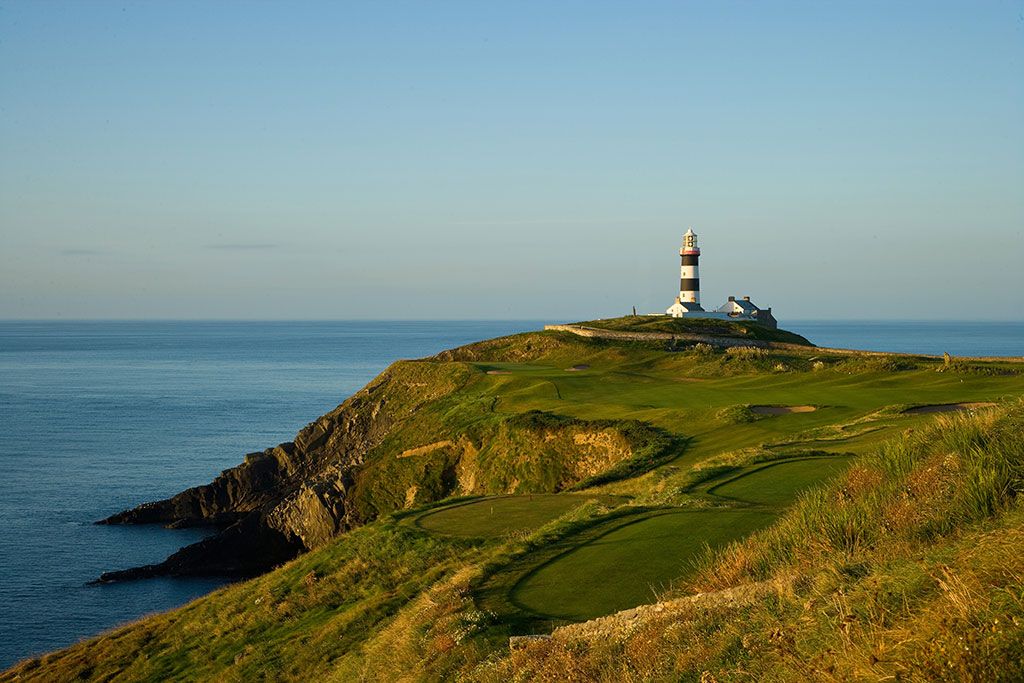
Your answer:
(680, 254), (700, 266)
(680, 278), (700, 290)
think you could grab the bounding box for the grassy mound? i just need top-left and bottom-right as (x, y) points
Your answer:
(706, 456), (853, 506)
(575, 315), (814, 345)
(350, 410), (681, 520)
(509, 509), (775, 621)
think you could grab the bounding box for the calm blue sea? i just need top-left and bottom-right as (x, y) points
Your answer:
(0, 319), (1020, 668)
(789, 320), (1024, 357)
(0, 320), (545, 669)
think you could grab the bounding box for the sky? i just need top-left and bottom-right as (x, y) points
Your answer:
(1, 1), (1021, 320)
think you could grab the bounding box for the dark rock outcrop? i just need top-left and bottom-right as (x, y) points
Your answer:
(94, 514), (303, 582)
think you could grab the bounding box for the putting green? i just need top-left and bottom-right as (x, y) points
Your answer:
(510, 509), (774, 621)
(415, 494), (618, 538)
(708, 457), (852, 506)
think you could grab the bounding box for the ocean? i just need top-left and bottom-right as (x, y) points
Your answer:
(0, 319), (1020, 668)
(788, 320), (1024, 357)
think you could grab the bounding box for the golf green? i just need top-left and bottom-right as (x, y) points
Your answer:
(510, 509), (775, 621)
(415, 494), (614, 538)
(708, 457), (852, 506)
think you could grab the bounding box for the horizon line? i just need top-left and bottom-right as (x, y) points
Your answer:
(0, 317), (1021, 324)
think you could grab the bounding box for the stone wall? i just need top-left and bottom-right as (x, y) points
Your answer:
(543, 324), (790, 350)
(543, 324), (1024, 362)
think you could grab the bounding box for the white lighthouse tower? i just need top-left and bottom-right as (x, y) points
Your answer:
(678, 228), (701, 305)
(666, 228), (705, 316)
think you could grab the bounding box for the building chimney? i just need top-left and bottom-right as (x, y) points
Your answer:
(743, 296), (750, 301)
(728, 296), (735, 302)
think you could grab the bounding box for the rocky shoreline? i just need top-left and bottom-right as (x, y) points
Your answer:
(93, 359), (429, 581)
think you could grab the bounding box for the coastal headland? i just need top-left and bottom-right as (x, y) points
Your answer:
(7, 317), (1024, 681)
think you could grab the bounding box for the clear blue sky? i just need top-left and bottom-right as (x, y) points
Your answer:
(1, 1), (1021, 320)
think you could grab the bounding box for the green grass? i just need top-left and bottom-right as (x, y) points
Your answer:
(414, 494), (623, 538)
(470, 456), (850, 627)
(468, 403), (1024, 683)
(706, 456), (853, 506)
(510, 509), (776, 621)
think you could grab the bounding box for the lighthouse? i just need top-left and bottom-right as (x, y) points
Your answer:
(663, 228), (777, 327)
(679, 228), (701, 306)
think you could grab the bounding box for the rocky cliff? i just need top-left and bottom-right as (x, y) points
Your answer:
(97, 333), (678, 581)
(96, 358), (474, 580)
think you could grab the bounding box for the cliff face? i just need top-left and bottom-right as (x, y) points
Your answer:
(97, 331), (679, 581)
(97, 333), (679, 582)
(97, 358), (474, 580)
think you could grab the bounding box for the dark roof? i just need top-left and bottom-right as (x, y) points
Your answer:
(718, 299), (759, 312)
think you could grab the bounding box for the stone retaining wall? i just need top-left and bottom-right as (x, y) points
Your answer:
(543, 324), (1024, 363)
(549, 575), (796, 644)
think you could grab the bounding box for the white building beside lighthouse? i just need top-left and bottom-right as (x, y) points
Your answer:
(664, 228), (778, 329)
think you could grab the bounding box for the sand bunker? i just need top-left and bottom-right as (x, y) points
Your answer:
(903, 402), (996, 415)
(750, 405), (817, 415)
(486, 370), (512, 375)
(565, 364), (590, 372)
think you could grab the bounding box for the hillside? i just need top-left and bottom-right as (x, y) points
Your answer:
(478, 403), (1024, 681)
(5, 326), (1024, 681)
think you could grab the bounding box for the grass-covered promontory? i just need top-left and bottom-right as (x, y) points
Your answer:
(5, 326), (1023, 682)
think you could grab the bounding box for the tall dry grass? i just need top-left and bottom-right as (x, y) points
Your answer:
(689, 404), (1021, 592)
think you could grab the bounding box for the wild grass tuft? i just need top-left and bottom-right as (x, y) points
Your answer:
(726, 346), (768, 359)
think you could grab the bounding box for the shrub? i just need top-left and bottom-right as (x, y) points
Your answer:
(717, 405), (758, 424)
(726, 346), (768, 359)
(864, 356), (918, 372)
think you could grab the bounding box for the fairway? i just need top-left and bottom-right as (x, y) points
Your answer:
(415, 495), (617, 538)
(707, 457), (852, 506)
(510, 509), (775, 621)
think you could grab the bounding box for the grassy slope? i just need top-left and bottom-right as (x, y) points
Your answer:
(5, 329), (1024, 682)
(7, 521), (485, 683)
(477, 402), (1024, 683)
